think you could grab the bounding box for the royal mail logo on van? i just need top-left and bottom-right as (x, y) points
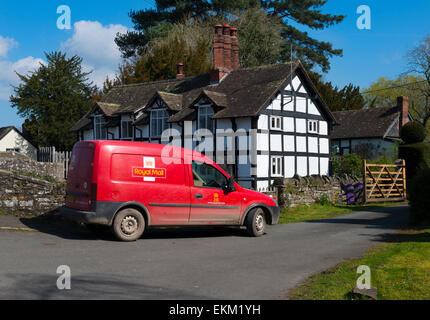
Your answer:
(133, 168), (166, 178)
(132, 157), (166, 182)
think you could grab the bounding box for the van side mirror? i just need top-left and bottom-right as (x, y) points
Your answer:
(223, 177), (235, 193)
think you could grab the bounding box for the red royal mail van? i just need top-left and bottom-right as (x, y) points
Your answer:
(60, 141), (279, 241)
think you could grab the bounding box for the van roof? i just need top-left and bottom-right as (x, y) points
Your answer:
(76, 140), (214, 164)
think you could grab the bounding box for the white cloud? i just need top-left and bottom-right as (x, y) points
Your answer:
(0, 56), (45, 101)
(61, 20), (128, 87)
(0, 36), (18, 58)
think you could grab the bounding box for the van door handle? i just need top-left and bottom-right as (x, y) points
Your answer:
(195, 193), (203, 199)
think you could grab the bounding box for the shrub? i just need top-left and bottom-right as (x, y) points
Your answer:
(369, 156), (394, 165)
(398, 142), (430, 182)
(400, 121), (426, 144)
(331, 153), (363, 177)
(408, 168), (430, 224)
(318, 194), (333, 206)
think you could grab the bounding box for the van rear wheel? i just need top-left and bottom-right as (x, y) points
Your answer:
(245, 208), (266, 237)
(112, 208), (145, 241)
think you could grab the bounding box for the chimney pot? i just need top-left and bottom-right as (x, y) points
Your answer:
(176, 62), (184, 79)
(397, 96), (409, 128)
(215, 24), (223, 35)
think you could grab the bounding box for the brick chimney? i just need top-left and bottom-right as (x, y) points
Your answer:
(397, 96), (409, 128)
(222, 25), (232, 71)
(230, 28), (239, 70)
(176, 62), (184, 79)
(210, 24), (239, 83)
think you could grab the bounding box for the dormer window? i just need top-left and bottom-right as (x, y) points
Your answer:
(151, 109), (169, 137)
(94, 115), (107, 140)
(121, 120), (133, 140)
(198, 105), (214, 132)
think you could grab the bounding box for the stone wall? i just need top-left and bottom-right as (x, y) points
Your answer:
(0, 169), (65, 216)
(0, 152), (64, 181)
(274, 175), (361, 208)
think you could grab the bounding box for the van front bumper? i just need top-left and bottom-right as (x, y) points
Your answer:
(60, 205), (111, 226)
(268, 205), (280, 225)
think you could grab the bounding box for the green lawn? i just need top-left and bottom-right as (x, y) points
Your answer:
(288, 227), (430, 300)
(279, 201), (406, 224)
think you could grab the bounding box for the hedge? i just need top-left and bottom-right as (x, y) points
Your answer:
(398, 142), (430, 182)
(409, 168), (430, 224)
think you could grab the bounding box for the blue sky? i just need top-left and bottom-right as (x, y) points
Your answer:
(0, 0), (429, 129)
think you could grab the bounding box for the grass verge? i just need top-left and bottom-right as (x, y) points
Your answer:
(279, 201), (407, 224)
(288, 227), (430, 300)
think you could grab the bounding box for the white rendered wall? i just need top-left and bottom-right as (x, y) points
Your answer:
(0, 129), (37, 160)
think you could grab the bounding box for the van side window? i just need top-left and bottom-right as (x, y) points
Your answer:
(192, 161), (227, 189)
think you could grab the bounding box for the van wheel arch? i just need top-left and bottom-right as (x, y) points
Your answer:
(242, 204), (272, 226)
(112, 203), (151, 227)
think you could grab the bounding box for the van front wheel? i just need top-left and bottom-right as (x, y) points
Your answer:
(245, 208), (266, 237)
(113, 208), (145, 241)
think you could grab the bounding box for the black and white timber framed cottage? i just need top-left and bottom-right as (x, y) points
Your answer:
(70, 25), (335, 190)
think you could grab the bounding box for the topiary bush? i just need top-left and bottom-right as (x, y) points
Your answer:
(399, 142), (430, 181)
(400, 121), (426, 144)
(408, 168), (430, 224)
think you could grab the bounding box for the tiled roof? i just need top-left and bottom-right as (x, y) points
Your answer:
(331, 107), (400, 140)
(71, 61), (334, 132)
(0, 126), (13, 140)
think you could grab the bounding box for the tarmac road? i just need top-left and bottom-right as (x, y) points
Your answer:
(0, 205), (409, 299)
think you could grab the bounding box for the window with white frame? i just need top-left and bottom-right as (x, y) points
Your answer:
(94, 115), (107, 140)
(308, 120), (318, 134)
(151, 109), (169, 137)
(271, 156), (283, 177)
(198, 105), (214, 132)
(270, 116), (282, 130)
(121, 120), (133, 140)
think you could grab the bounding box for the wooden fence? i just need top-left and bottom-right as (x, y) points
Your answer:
(363, 160), (406, 203)
(37, 147), (71, 179)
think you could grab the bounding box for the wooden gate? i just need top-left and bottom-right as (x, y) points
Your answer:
(363, 160), (406, 203)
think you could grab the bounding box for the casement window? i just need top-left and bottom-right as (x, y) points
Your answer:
(94, 115), (107, 140)
(270, 116), (282, 130)
(121, 120), (133, 140)
(150, 109), (169, 137)
(271, 156), (283, 177)
(198, 105), (214, 132)
(308, 120), (318, 134)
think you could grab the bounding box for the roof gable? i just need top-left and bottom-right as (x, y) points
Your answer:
(0, 126), (36, 148)
(0, 126), (14, 141)
(331, 107), (400, 140)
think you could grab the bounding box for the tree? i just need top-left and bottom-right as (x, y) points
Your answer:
(111, 35), (212, 85)
(362, 75), (428, 127)
(115, 1), (345, 72)
(10, 51), (96, 150)
(309, 72), (365, 111)
(110, 8), (284, 86)
(406, 34), (430, 128)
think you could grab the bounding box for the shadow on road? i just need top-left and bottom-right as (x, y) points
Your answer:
(305, 205), (412, 243)
(305, 206), (410, 227)
(19, 211), (249, 241)
(0, 273), (210, 299)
